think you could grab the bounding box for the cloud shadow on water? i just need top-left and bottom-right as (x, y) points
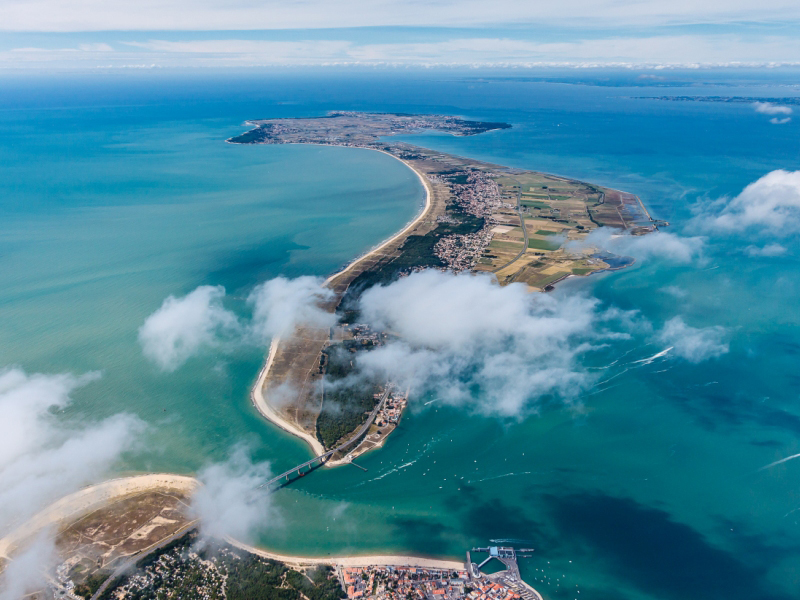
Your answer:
(202, 236), (310, 293)
(390, 517), (457, 556)
(545, 492), (792, 600)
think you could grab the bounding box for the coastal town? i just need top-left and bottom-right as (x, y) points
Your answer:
(338, 565), (538, 600)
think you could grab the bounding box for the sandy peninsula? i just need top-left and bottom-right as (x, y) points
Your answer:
(1, 475), (464, 572)
(0, 474), (197, 560)
(250, 150), (433, 462)
(251, 336), (327, 458)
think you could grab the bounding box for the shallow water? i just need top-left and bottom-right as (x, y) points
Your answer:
(2, 70), (799, 600)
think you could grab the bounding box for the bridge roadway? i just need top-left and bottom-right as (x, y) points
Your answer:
(259, 388), (390, 489)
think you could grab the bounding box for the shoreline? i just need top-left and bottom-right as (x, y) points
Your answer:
(324, 148), (433, 287)
(0, 474), (197, 560)
(250, 146), (434, 461)
(228, 538), (464, 571)
(250, 336), (327, 458)
(1, 475), (464, 571)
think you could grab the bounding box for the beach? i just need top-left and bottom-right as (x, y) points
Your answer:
(1, 475), (465, 571)
(0, 474), (197, 560)
(250, 336), (327, 458)
(324, 150), (434, 287)
(251, 148), (434, 460)
(228, 538), (464, 570)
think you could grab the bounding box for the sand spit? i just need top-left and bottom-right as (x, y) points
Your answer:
(0, 474), (197, 560)
(1, 475), (464, 573)
(250, 336), (327, 458)
(251, 150), (433, 459)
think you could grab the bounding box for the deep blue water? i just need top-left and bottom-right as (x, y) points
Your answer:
(1, 69), (799, 600)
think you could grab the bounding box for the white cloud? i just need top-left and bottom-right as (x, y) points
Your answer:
(190, 446), (278, 544)
(248, 276), (335, 342)
(770, 117), (792, 124)
(0, 533), (56, 600)
(661, 285), (688, 299)
(138, 285), (239, 372)
(3, 0), (800, 32)
(753, 101), (793, 116)
(0, 368), (145, 534)
(77, 42), (113, 52)
(0, 368), (144, 597)
(656, 317), (728, 362)
(138, 278), (336, 369)
(697, 169), (800, 235)
(356, 270), (629, 417)
(570, 229), (705, 264)
(5, 31), (800, 68)
(745, 242), (788, 256)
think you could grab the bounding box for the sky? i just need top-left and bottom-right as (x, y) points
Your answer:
(2, 0), (800, 69)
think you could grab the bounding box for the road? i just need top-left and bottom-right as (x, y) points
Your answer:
(492, 186), (528, 274)
(260, 387), (391, 489)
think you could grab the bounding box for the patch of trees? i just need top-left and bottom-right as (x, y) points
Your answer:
(74, 571), (110, 599)
(285, 566), (346, 600)
(222, 554), (297, 600)
(338, 205), (484, 313)
(317, 345), (381, 449)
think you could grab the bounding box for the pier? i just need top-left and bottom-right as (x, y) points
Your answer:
(468, 546), (543, 600)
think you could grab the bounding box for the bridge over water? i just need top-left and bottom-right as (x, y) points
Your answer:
(259, 388), (390, 489)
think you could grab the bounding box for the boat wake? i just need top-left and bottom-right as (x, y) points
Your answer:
(759, 452), (800, 471)
(631, 347), (673, 365)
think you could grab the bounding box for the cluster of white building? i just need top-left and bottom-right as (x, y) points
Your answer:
(434, 228), (495, 271)
(430, 170), (504, 271)
(375, 390), (408, 428)
(110, 549), (224, 599)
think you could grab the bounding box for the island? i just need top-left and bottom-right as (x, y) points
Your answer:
(231, 112), (659, 465)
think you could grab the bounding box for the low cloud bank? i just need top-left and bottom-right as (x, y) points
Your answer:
(0, 533), (56, 600)
(693, 170), (800, 236)
(351, 271), (731, 415)
(356, 270), (631, 417)
(568, 229), (705, 264)
(190, 447), (278, 544)
(745, 242), (787, 257)
(248, 276), (335, 342)
(139, 276), (334, 371)
(656, 317), (729, 362)
(753, 101), (792, 117)
(0, 368), (144, 533)
(139, 285), (239, 372)
(0, 368), (145, 598)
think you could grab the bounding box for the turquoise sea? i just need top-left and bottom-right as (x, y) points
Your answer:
(1, 70), (799, 600)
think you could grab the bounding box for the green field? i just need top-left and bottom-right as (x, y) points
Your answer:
(535, 229), (559, 236)
(490, 240), (525, 251)
(521, 200), (550, 209)
(534, 271), (570, 287)
(527, 238), (562, 251)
